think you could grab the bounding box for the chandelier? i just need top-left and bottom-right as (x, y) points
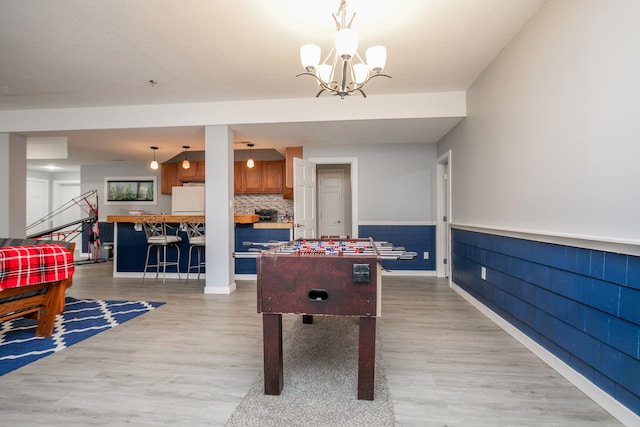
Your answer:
(297, 0), (390, 99)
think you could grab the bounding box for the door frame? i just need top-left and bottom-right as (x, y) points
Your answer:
(436, 150), (452, 278)
(308, 157), (359, 239)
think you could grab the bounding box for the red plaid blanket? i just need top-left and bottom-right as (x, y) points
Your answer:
(0, 244), (75, 291)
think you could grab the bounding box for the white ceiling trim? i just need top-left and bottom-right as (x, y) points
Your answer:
(0, 92), (466, 133)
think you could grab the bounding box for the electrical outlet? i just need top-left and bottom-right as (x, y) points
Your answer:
(423, 251), (429, 260)
(481, 266), (487, 280)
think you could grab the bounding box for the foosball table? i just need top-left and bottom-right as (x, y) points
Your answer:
(254, 237), (415, 400)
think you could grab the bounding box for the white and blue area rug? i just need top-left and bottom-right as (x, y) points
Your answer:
(0, 297), (164, 376)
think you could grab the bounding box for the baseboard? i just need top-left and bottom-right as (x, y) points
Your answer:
(450, 281), (640, 427)
(381, 269), (435, 277)
(204, 282), (236, 295)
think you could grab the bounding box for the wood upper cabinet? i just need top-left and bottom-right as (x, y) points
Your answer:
(176, 161), (204, 182)
(161, 161), (205, 195)
(160, 163), (180, 195)
(261, 161), (284, 193)
(283, 146), (303, 199)
(234, 161), (244, 194)
(234, 160), (284, 194)
(243, 161), (263, 193)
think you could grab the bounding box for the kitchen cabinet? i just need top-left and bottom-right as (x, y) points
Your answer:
(243, 161), (263, 193)
(161, 161), (205, 195)
(234, 161), (244, 194)
(283, 146), (303, 199)
(261, 160), (284, 193)
(176, 160), (205, 182)
(160, 163), (180, 195)
(234, 160), (283, 194)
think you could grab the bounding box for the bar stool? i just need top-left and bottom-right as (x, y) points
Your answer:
(141, 217), (182, 284)
(184, 220), (205, 280)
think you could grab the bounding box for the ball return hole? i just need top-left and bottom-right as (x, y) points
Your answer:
(308, 289), (329, 302)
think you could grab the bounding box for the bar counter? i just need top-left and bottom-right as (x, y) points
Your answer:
(106, 215), (294, 279)
(106, 215), (205, 279)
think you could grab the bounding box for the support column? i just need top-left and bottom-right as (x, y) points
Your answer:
(203, 125), (236, 294)
(0, 133), (27, 238)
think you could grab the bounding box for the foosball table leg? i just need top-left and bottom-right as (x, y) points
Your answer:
(357, 316), (376, 400)
(263, 313), (284, 395)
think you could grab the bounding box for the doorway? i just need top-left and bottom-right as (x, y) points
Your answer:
(52, 180), (82, 254)
(436, 150), (451, 278)
(317, 164), (352, 238)
(294, 157), (358, 239)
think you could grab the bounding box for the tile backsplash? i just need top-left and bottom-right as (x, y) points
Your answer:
(234, 194), (293, 220)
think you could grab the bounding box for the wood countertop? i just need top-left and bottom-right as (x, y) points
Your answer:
(106, 215), (292, 229)
(234, 214), (259, 224)
(253, 222), (293, 229)
(106, 215), (205, 223)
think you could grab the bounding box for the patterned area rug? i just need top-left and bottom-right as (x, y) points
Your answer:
(0, 297), (164, 376)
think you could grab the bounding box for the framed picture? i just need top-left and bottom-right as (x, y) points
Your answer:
(104, 176), (157, 205)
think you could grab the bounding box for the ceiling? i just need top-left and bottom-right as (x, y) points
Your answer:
(0, 0), (546, 171)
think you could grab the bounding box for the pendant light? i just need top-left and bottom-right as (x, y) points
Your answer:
(182, 145), (191, 170)
(246, 143), (255, 168)
(149, 146), (159, 170)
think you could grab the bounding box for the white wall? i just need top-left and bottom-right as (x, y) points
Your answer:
(305, 143), (437, 223)
(0, 133), (27, 237)
(438, 0), (640, 243)
(80, 163), (171, 220)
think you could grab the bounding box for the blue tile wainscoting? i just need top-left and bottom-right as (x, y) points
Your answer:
(359, 224), (435, 272)
(234, 225), (291, 275)
(451, 227), (640, 416)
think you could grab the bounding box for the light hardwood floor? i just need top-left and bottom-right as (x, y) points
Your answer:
(0, 261), (622, 426)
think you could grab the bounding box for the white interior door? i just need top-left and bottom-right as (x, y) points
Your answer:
(318, 169), (345, 237)
(26, 178), (50, 236)
(293, 157), (316, 239)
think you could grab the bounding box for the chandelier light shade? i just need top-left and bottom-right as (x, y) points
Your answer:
(149, 146), (159, 170)
(181, 145), (191, 170)
(297, 0), (391, 99)
(246, 143), (255, 168)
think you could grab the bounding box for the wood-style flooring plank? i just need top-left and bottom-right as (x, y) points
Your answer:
(0, 263), (622, 426)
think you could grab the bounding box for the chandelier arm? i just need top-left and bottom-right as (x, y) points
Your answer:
(296, 71), (318, 79)
(358, 73), (392, 88)
(356, 88), (367, 98)
(296, 72), (336, 92)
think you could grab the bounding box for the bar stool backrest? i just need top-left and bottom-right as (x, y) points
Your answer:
(185, 221), (205, 246)
(141, 217), (180, 244)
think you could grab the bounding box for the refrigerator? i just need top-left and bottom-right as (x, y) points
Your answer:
(172, 186), (205, 215)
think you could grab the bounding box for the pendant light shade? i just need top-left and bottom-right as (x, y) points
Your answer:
(300, 44), (321, 70)
(247, 143), (255, 168)
(365, 45), (387, 73)
(335, 28), (358, 59)
(182, 145), (191, 170)
(149, 146), (159, 170)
